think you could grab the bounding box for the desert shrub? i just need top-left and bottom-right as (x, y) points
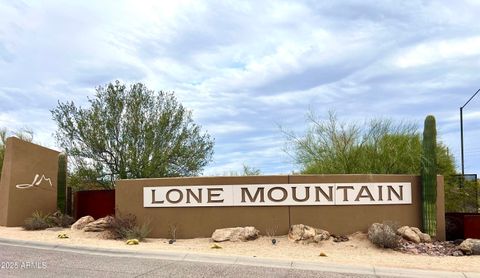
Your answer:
(382, 220), (400, 231)
(111, 213), (151, 241)
(23, 211), (53, 230)
(265, 224), (279, 238)
(123, 222), (151, 241)
(169, 224), (178, 241)
(23, 211), (75, 230)
(368, 222), (400, 249)
(111, 213), (136, 238)
(49, 211), (75, 228)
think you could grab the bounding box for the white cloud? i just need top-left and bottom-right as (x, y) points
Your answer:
(394, 36), (480, 68)
(1, 0), (480, 175)
(203, 122), (254, 135)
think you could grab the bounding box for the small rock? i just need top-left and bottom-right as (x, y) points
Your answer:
(71, 216), (95, 230)
(83, 216), (114, 232)
(333, 235), (349, 243)
(315, 229), (330, 240)
(288, 224), (330, 243)
(459, 238), (480, 255)
(313, 229), (330, 242)
(288, 224), (316, 242)
(211, 227), (259, 242)
(452, 250), (464, 256)
(319, 252), (327, 257)
(272, 239), (277, 245)
(398, 238), (464, 256)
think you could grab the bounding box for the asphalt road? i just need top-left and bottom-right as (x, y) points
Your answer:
(0, 244), (378, 278)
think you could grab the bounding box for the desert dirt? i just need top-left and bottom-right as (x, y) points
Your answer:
(0, 226), (479, 273)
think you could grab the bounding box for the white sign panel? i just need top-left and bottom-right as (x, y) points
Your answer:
(144, 183), (412, 207)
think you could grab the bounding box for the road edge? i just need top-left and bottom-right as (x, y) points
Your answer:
(0, 237), (477, 278)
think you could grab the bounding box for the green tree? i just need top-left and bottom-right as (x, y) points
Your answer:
(51, 81), (214, 188)
(283, 111), (455, 176)
(444, 179), (479, 213)
(67, 167), (101, 191)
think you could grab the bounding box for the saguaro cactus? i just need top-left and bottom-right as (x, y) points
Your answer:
(57, 153), (67, 214)
(421, 115), (437, 237)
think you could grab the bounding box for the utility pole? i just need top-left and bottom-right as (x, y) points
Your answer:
(460, 88), (480, 187)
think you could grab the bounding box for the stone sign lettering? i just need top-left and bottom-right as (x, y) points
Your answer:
(143, 183), (412, 207)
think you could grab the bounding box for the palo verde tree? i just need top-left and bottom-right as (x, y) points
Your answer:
(51, 81), (214, 188)
(283, 111), (455, 176)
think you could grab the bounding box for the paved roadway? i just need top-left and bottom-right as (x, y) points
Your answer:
(0, 240), (478, 278)
(0, 244), (375, 278)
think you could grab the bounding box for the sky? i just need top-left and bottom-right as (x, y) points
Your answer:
(0, 0), (479, 176)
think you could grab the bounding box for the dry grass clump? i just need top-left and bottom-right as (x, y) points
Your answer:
(111, 213), (151, 241)
(50, 211), (74, 228)
(23, 211), (74, 231)
(23, 211), (51, 230)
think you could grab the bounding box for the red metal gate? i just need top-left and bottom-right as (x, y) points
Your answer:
(74, 189), (115, 220)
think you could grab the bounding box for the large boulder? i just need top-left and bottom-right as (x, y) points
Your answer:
(211, 227), (259, 242)
(410, 227), (432, 243)
(83, 216), (114, 232)
(397, 226), (431, 243)
(459, 238), (480, 255)
(71, 216), (95, 230)
(288, 224), (330, 243)
(397, 226), (420, 243)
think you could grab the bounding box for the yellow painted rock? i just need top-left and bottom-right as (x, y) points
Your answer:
(210, 243), (222, 249)
(126, 239), (140, 245)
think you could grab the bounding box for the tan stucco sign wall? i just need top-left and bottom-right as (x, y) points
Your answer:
(144, 183), (412, 207)
(116, 175), (445, 240)
(0, 137), (59, 227)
